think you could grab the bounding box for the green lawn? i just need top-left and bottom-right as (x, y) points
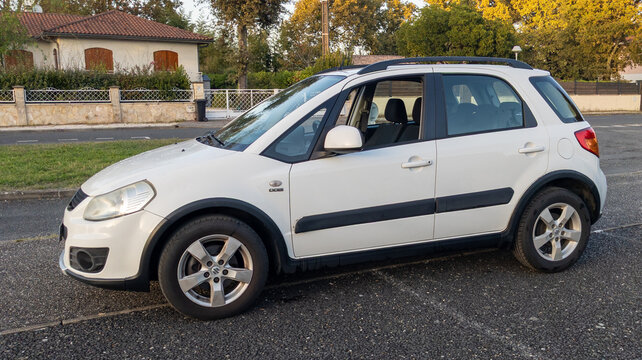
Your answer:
(0, 139), (181, 191)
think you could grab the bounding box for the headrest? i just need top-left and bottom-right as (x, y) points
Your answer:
(384, 98), (408, 124)
(412, 98), (422, 125)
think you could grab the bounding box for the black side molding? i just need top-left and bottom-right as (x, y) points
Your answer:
(295, 199), (436, 234)
(295, 188), (514, 234)
(436, 188), (513, 213)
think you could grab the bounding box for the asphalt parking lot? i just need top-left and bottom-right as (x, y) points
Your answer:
(1, 114), (640, 359)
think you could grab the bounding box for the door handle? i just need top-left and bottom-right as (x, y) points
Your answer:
(518, 145), (545, 154)
(401, 160), (433, 169)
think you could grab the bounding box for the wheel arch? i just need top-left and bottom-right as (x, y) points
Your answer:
(141, 198), (291, 284)
(503, 170), (601, 247)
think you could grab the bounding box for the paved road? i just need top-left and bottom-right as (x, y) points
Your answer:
(0, 124), (219, 145)
(0, 114), (640, 358)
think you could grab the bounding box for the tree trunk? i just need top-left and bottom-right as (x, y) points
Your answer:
(237, 23), (248, 89)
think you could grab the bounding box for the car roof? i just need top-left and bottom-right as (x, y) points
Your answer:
(316, 57), (550, 78)
(319, 64), (550, 78)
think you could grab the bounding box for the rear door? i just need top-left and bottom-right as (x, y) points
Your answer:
(433, 72), (549, 239)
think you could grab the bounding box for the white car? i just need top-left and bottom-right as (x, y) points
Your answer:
(59, 57), (607, 320)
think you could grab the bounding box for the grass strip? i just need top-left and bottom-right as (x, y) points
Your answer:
(0, 139), (181, 191)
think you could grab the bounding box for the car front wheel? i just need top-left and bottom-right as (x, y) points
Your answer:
(158, 215), (268, 320)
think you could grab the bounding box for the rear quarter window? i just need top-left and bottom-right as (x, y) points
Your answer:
(530, 76), (583, 123)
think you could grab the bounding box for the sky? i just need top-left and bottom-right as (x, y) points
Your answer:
(181, 0), (427, 27)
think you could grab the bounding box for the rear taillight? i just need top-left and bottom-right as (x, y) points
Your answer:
(574, 127), (599, 157)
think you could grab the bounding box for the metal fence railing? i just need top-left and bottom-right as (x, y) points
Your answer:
(0, 90), (14, 103)
(205, 89), (279, 112)
(25, 88), (110, 103)
(558, 80), (641, 95)
(120, 88), (193, 102)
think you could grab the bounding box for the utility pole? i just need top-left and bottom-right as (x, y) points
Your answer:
(321, 0), (329, 57)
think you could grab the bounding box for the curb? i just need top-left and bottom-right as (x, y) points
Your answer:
(0, 189), (76, 201)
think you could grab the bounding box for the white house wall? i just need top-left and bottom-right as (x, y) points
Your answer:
(53, 38), (200, 81)
(24, 41), (57, 68)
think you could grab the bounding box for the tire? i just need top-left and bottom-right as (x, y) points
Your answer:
(513, 187), (591, 272)
(158, 215), (269, 320)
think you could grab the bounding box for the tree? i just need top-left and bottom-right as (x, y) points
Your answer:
(248, 29), (278, 72)
(209, 0), (286, 88)
(0, 11), (33, 70)
(395, 4), (516, 58)
(425, 0), (641, 79)
(279, 0), (415, 70)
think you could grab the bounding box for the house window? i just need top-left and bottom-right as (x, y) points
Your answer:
(53, 49), (59, 69)
(153, 50), (178, 71)
(84, 48), (113, 71)
(4, 50), (34, 69)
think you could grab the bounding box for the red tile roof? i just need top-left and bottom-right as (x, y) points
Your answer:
(18, 12), (87, 37)
(18, 10), (211, 43)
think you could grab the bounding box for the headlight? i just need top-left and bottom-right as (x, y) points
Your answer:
(83, 181), (155, 221)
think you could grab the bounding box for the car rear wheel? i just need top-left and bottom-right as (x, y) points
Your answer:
(513, 187), (591, 272)
(158, 215), (268, 320)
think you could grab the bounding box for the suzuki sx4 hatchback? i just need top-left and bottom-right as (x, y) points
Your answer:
(59, 57), (607, 320)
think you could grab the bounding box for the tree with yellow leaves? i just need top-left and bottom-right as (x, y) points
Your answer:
(426, 0), (641, 79)
(279, 0), (415, 70)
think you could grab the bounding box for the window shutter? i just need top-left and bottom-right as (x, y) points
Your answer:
(4, 50), (34, 69)
(85, 48), (113, 71)
(153, 50), (178, 71)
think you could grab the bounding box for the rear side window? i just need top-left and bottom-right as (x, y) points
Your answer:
(530, 76), (583, 123)
(442, 75), (524, 136)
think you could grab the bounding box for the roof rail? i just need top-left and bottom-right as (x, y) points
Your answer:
(315, 65), (365, 75)
(357, 56), (533, 74)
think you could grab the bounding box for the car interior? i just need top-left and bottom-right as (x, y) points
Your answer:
(443, 75), (524, 136)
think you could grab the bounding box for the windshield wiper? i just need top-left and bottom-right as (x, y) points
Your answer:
(198, 130), (225, 147)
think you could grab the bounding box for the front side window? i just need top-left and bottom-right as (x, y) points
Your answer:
(211, 75), (344, 151)
(530, 76), (583, 123)
(443, 75), (524, 136)
(263, 107), (328, 162)
(331, 78), (424, 150)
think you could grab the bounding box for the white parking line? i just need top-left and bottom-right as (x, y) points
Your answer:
(130, 136), (151, 140)
(95, 137), (115, 140)
(374, 270), (545, 360)
(16, 140), (38, 143)
(593, 123), (642, 128)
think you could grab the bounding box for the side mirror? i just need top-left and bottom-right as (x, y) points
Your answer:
(324, 125), (363, 154)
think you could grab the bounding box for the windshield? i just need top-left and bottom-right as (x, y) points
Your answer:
(207, 75), (345, 151)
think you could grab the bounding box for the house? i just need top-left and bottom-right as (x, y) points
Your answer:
(352, 55), (403, 65)
(5, 10), (212, 81)
(620, 64), (642, 83)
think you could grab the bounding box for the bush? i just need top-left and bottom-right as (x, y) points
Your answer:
(0, 66), (191, 90)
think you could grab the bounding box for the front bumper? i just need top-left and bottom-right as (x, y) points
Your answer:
(60, 197), (165, 291)
(59, 251), (148, 291)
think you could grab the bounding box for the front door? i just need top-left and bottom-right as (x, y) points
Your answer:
(288, 76), (437, 258)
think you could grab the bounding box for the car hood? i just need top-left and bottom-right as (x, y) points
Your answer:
(81, 140), (235, 196)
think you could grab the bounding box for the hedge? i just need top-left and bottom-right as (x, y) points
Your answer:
(0, 66), (191, 90)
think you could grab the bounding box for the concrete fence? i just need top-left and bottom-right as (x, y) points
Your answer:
(1, 84), (640, 127)
(0, 83), (205, 127)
